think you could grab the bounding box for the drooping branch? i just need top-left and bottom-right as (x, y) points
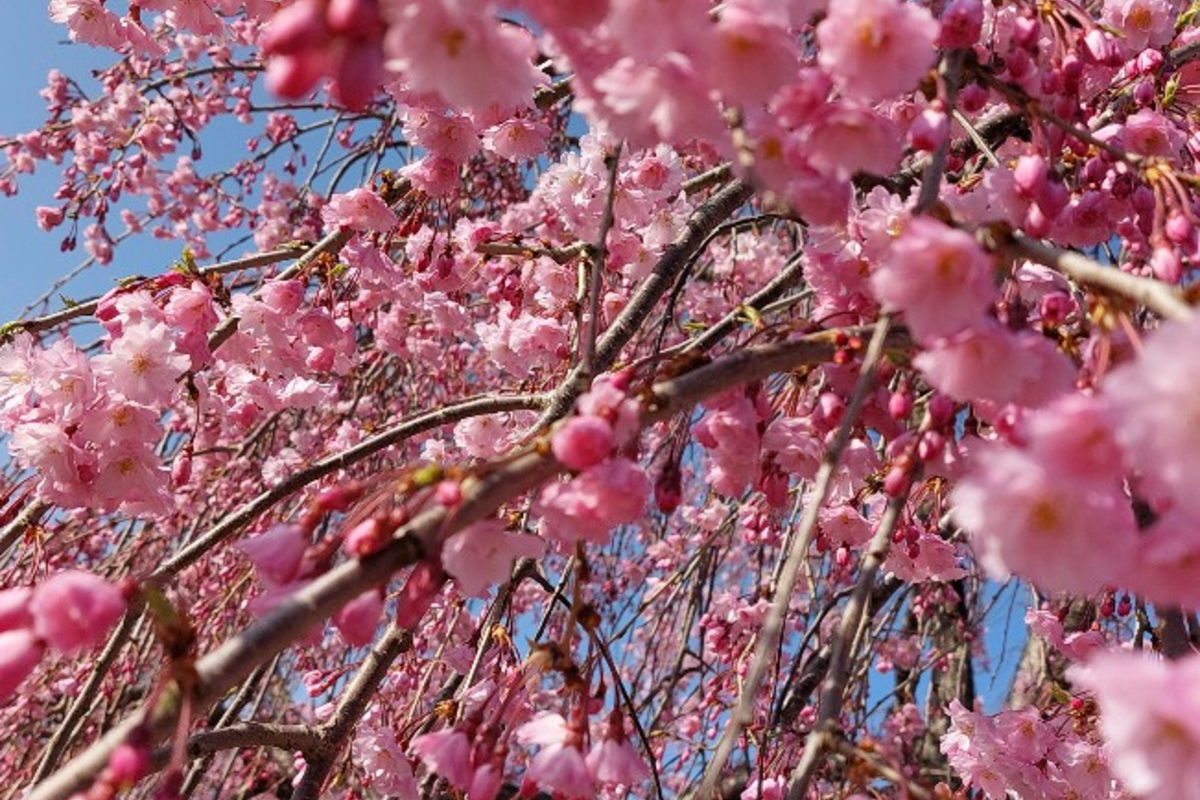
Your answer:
(25, 325), (912, 800)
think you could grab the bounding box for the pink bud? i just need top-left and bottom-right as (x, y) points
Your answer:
(0, 629), (45, 703)
(237, 524), (309, 586)
(551, 416), (616, 471)
(435, 480), (463, 507)
(927, 394), (956, 428)
(108, 728), (152, 788)
(343, 517), (387, 557)
(265, 52), (327, 101)
(1166, 212), (1193, 244)
(317, 482), (364, 512)
(31, 571), (126, 654)
(958, 82), (988, 113)
(395, 562), (446, 629)
(1149, 246), (1183, 284)
(910, 109), (948, 152)
(333, 589), (383, 647)
(887, 391), (913, 421)
(1082, 30), (1116, 66)
(1013, 154), (1048, 198)
(883, 465), (912, 498)
(1135, 48), (1164, 74)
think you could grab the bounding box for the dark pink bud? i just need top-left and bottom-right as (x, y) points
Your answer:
(1166, 212), (1193, 244)
(927, 395), (956, 428)
(435, 480), (463, 507)
(1011, 14), (1040, 50)
(330, 40), (385, 109)
(395, 562), (446, 629)
(343, 517), (387, 557)
(888, 391), (913, 422)
(958, 82), (988, 113)
(317, 482), (364, 512)
(883, 465), (911, 497)
(917, 431), (945, 462)
(265, 53), (327, 100)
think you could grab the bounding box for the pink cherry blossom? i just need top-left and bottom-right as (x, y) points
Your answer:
(333, 589), (384, 647)
(321, 187), (398, 232)
(30, 571), (126, 654)
(551, 416), (616, 471)
(536, 457), (650, 544)
(440, 519), (546, 597)
(869, 218), (996, 342)
(410, 727), (474, 790)
(816, 0), (939, 102)
(1071, 651), (1200, 800)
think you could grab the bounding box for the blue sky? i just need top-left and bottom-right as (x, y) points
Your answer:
(0, 6), (208, 326)
(0, 5), (113, 324)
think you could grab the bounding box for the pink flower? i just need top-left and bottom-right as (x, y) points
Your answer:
(551, 417), (616, 471)
(806, 105), (903, 179)
(410, 727), (474, 790)
(1070, 651), (1200, 800)
(383, 0), (544, 113)
(698, 0), (799, 108)
(590, 54), (727, 149)
(96, 321), (191, 407)
(869, 218), (996, 342)
(321, 187), (398, 232)
(914, 322), (1076, 409)
(30, 571), (126, 654)
(48, 0), (127, 50)
(236, 524), (310, 587)
(0, 629), (46, 703)
(816, 0), (939, 102)
(586, 722), (649, 786)
(1104, 312), (1200, 520)
(440, 519), (546, 597)
(952, 441), (1137, 594)
(518, 713), (595, 799)
(536, 458), (651, 544)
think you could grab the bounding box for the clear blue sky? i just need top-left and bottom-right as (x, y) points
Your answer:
(0, 6), (184, 325)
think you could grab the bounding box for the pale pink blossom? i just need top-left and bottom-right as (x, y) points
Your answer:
(952, 441), (1137, 594)
(383, 1), (544, 113)
(410, 727), (474, 790)
(441, 519), (546, 597)
(518, 713), (595, 799)
(806, 106), (903, 179)
(536, 458), (650, 544)
(48, 0), (126, 49)
(914, 323), (1076, 409)
(321, 187), (397, 232)
(1071, 651), (1200, 800)
(869, 218), (995, 342)
(816, 0), (939, 102)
